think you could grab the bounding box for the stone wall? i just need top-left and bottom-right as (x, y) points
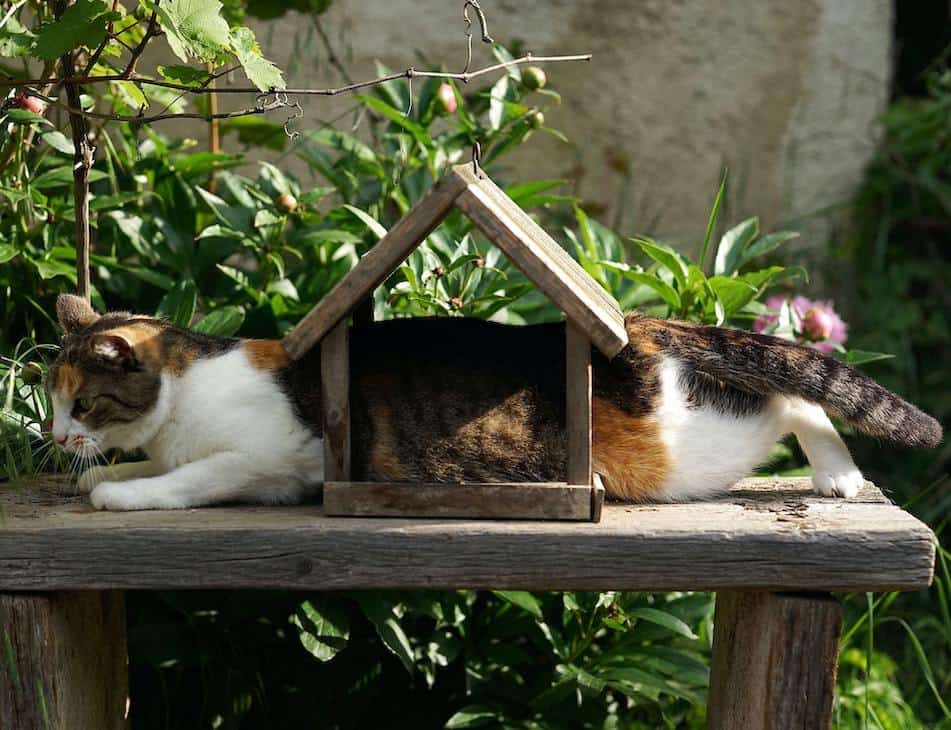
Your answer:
(249, 0), (892, 252)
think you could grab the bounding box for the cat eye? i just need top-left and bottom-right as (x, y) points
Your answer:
(74, 397), (95, 414)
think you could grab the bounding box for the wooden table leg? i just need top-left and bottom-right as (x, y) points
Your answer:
(1, 591), (128, 730)
(707, 591), (842, 729)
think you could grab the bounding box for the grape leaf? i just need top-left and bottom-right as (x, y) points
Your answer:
(0, 17), (34, 58)
(157, 64), (212, 87)
(156, 0), (232, 63)
(230, 27), (284, 92)
(33, 0), (120, 61)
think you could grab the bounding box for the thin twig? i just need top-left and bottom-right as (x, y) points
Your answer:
(1, 54), (592, 94)
(30, 89), (288, 124)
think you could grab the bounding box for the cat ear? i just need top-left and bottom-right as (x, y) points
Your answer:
(56, 294), (100, 333)
(91, 334), (136, 368)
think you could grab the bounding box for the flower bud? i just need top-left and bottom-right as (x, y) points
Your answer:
(431, 266), (446, 278)
(802, 306), (835, 340)
(529, 111), (545, 129)
(521, 66), (547, 91)
(435, 83), (457, 115)
(274, 193), (298, 214)
(21, 361), (44, 385)
(473, 256), (484, 268)
(449, 296), (463, 310)
(13, 92), (46, 115)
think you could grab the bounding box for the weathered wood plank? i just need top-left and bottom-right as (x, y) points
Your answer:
(566, 323), (593, 487)
(0, 591), (128, 730)
(0, 478), (934, 592)
(591, 473), (605, 523)
(320, 321), (350, 481)
(453, 171), (627, 358)
(708, 591), (841, 729)
(283, 170), (468, 359)
(325, 481), (592, 520)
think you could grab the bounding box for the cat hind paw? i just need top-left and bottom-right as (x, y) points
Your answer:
(812, 467), (864, 499)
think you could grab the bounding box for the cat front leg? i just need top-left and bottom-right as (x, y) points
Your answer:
(77, 460), (159, 493)
(89, 452), (291, 510)
(787, 399), (865, 498)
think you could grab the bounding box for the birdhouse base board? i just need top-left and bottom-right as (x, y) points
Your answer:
(324, 481), (604, 522)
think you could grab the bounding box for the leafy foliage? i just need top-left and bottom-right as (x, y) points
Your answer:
(0, 5), (947, 728)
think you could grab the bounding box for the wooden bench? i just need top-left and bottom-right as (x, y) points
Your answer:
(0, 476), (934, 729)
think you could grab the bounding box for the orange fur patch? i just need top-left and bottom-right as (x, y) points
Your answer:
(53, 363), (83, 397)
(102, 323), (164, 368)
(592, 396), (670, 500)
(243, 340), (290, 371)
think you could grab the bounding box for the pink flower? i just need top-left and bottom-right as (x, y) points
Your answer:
(754, 295), (847, 353)
(435, 83), (457, 114)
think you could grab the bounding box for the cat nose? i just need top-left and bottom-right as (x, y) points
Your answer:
(55, 435), (67, 446)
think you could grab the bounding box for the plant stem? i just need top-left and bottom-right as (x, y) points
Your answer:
(55, 2), (92, 300)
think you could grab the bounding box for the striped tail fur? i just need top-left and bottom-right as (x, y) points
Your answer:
(628, 314), (943, 448)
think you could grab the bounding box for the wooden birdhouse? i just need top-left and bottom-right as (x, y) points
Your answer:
(282, 164), (627, 522)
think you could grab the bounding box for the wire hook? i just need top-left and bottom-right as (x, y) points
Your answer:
(471, 140), (482, 174)
(462, 1), (494, 75)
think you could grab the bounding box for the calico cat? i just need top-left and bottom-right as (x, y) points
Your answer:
(47, 293), (941, 511)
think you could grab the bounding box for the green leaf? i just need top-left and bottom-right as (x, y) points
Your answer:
(31, 259), (75, 282)
(842, 349), (895, 366)
(4, 109), (51, 126)
(444, 705), (497, 729)
(32, 0), (119, 61)
(157, 64), (213, 87)
(700, 169), (727, 271)
(714, 217), (759, 275)
(0, 244), (19, 264)
(488, 75), (510, 131)
(291, 598), (350, 662)
(627, 607), (698, 639)
(738, 230), (799, 268)
(358, 95), (432, 148)
(31, 167), (108, 190)
(623, 270), (682, 311)
(156, 280), (197, 326)
(0, 18), (35, 58)
(707, 276), (757, 315)
(492, 591), (542, 618)
(41, 130), (75, 155)
(356, 597), (414, 673)
(343, 205), (388, 239)
(230, 27), (284, 92)
(193, 306), (245, 336)
(633, 238), (688, 289)
(156, 0), (232, 63)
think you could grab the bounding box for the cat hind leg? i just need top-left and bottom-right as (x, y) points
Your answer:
(786, 399), (864, 498)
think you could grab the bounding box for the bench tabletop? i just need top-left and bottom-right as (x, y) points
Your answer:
(0, 476), (934, 592)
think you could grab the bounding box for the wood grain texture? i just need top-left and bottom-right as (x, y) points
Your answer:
(320, 321), (350, 481)
(282, 170), (468, 359)
(566, 323), (593, 487)
(452, 167), (627, 358)
(324, 481), (592, 520)
(0, 591), (128, 730)
(0, 478), (933, 592)
(708, 591), (842, 729)
(592, 473), (605, 523)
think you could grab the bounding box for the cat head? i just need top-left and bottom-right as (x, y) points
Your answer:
(47, 294), (167, 455)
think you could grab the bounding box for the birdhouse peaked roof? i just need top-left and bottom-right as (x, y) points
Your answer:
(283, 163), (628, 360)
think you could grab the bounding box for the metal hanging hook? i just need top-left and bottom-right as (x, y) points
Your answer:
(471, 140), (482, 174)
(462, 0), (494, 75)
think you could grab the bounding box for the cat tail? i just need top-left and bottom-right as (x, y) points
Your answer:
(630, 315), (943, 447)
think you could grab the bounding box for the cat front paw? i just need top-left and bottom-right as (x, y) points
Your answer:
(78, 465), (113, 493)
(90, 481), (145, 511)
(812, 467), (864, 499)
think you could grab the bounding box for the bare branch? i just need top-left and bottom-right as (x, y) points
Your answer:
(1, 53), (592, 95)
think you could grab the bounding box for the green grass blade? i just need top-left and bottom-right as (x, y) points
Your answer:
(699, 168), (727, 273)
